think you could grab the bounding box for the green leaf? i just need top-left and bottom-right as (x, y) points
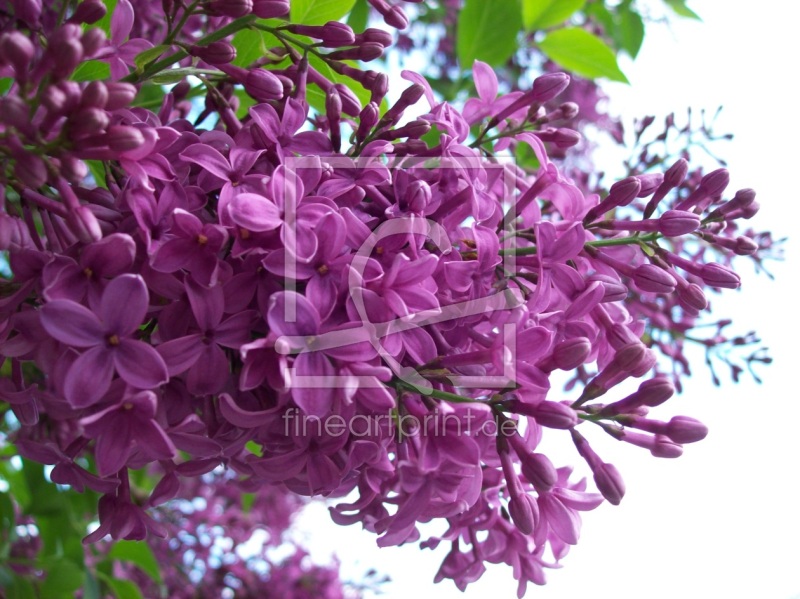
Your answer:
(523, 0), (585, 30)
(347, 0), (370, 32)
(86, 161), (108, 189)
(21, 460), (62, 517)
(41, 560), (85, 598)
(0, 78), (12, 95)
(134, 45), (169, 71)
(538, 27), (628, 83)
(663, 0), (701, 20)
(457, 0), (522, 67)
(70, 60), (111, 82)
(109, 541), (162, 585)
(99, 575), (145, 599)
(291, 0), (357, 25)
(231, 28), (282, 68)
(5, 575), (36, 599)
(616, 6), (645, 58)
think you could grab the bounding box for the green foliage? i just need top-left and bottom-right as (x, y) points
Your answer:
(523, 0), (585, 30)
(290, 0), (357, 25)
(538, 27), (629, 82)
(664, 0), (701, 20)
(133, 46), (169, 72)
(108, 541), (163, 585)
(457, 0), (523, 67)
(70, 60), (112, 82)
(95, 0), (119, 37)
(231, 27), (282, 68)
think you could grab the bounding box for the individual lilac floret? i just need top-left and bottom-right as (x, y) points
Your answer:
(39, 274), (169, 407)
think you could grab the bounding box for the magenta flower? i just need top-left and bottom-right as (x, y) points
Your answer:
(40, 274), (169, 408)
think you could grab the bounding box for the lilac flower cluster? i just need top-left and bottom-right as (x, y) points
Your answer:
(0, 1), (768, 594)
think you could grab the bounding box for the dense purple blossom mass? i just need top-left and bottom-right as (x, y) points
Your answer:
(0, 0), (775, 596)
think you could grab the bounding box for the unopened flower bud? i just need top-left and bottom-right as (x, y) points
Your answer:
(734, 236), (759, 256)
(588, 274), (627, 302)
(508, 494), (538, 535)
(68, 107), (109, 138)
(599, 376), (675, 416)
(13, 151), (47, 189)
(370, 73), (389, 105)
(528, 400), (578, 429)
(615, 342), (656, 377)
(333, 83), (361, 116)
(635, 173), (664, 197)
(665, 416), (708, 444)
(67, 205), (102, 243)
(0, 31), (35, 75)
(361, 28), (393, 47)
(700, 263), (740, 289)
(80, 27), (107, 57)
(208, 0), (253, 17)
(594, 462), (625, 505)
(0, 94), (31, 131)
(105, 82), (137, 110)
(357, 102), (380, 139)
(633, 264), (676, 294)
(192, 41), (237, 65)
(80, 81), (109, 109)
(252, 0), (288, 18)
(12, 0), (42, 27)
(658, 209), (701, 236)
(328, 42), (384, 62)
(106, 125), (146, 152)
(382, 5), (409, 29)
(290, 22), (356, 46)
(677, 282), (708, 312)
(552, 337), (591, 370)
(520, 452), (557, 493)
(69, 0), (107, 24)
(532, 72), (570, 103)
(651, 434), (683, 458)
(244, 68), (284, 101)
(50, 38), (84, 80)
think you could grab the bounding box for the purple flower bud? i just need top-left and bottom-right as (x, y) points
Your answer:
(0, 94), (31, 130)
(105, 82), (137, 110)
(50, 38), (84, 80)
(328, 42), (384, 62)
(700, 263), (740, 289)
(650, 434), (683, 458)
(192, 41), (237, 65)
(357, 101), (380, 140)
(252, 0), (289, 17)
(699, 168), (730, 198)
(657, 209), (701, 236)
(11, 0), (42, 27)
(0, 32), (36, 75)
(734, 236), (759, 256)
(615, 342), (656, 377)
(633, 264), (676, 294)
(635, 173), (664, 197)
(664, 157), (689, 188)
(382, 5), (409, 29)
(528, 401), (578, 429)
(244, 69), (284, 101)
(531, 72), (570, 103)
(678, 282), (708, 312)
(588, 274), (628, 302)
(289, 22), (356, 46)
(593, 462), (625, 505)
(333, 83), (361, 116)
(370, 73), (389, 105)
(80, 81), (109, 109)
(361, 28), (393, 47)
(552, 127), (581, 148)
(665, 416), (708, 444)
(551, 337), (591, 370)
(59, 155), (88, 182)
(68, 107), (109, 138)
(67, 205), (102, 243)
(326, 86), (342, 118)
(80, 28), (107, 58)
(13, 151), (47, 189)
(508, 494), (538, 535)
(208, 0), (253, 17)
(607, 176), (642, 208)
(378, 119), (430, 140)
(406, 180), (432, 213)
(600, 376), (675, 416)
(106, 125), (146, 152)
(69, 0), (107, 24)
(520, 452), (557, 493)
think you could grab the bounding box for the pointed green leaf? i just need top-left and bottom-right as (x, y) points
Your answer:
(41, 560), (85, 598)
(109, 541), (162, 585)
(95, 0), (118, 36)
(457, 0), (522, 67)
(347, 0), (370, 32)
(291, 0), (357, 25)
(99, 575), (145, 599)
(134, 45), (169, 71)
(617, 6), (645, 58)
(538, 27), (629, 82)
(523, 0), (585, 30)
(70, 60), (111, 82)
(231, 28), (282, 68)
(663, 0), (701, 20)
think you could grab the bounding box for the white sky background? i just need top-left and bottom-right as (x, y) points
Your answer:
(297, 2), (800, 598)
